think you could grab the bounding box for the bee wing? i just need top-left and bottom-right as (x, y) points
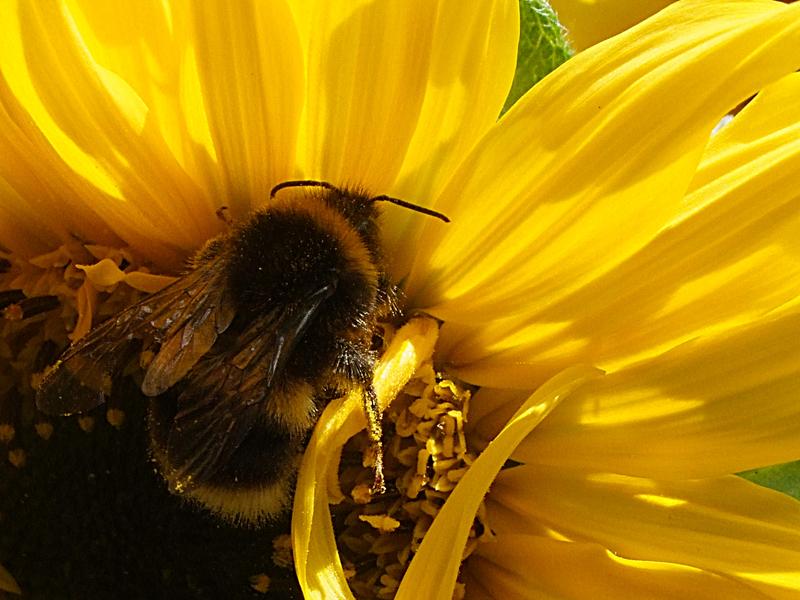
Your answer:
(163, 282), (336, 491)
(36, 258), (235, 416)
(140, 271), (236, 397)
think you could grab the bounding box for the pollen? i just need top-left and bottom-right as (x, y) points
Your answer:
(248, 573), (271, 594)
(106, 408), (126, 428)
(0, 424), (14, 444)
(77, 416), (96, 433)
(7, 448), (26, 468)
(34, 421), (54, 440)
(0, 244), (159, 465)
(271, 533), (294, 569)
(335, 363), (493, 600)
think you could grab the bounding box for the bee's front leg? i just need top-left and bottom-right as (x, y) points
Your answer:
(362, 384), (385, 494)
(332, 339), (385, 494)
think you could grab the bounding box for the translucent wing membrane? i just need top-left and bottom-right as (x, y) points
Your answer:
(36, 256), (232, 416)
(163, 283), (337, 491)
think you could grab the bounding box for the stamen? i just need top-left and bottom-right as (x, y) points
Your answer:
(77, 415), (95, 433)
(249, 573), (271, 594)
(335, 362), (493, 599)
(8, 448), (26, 468)
(34, 421), (54, 440)
(0, 424), (14, 444)
(271, 534), (294, 569)
(0, 243), (156, 469)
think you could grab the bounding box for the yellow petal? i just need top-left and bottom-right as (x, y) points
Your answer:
(550, 0), (674, 50)
(189, 0), (304, 218)
(0, 2), (209, 266)
(492, 467), (800, 597)
(65, 1), (217, 195)
(382, 0), (519, 277)
(446, 72), (800, 387)
(515, 306), (800, 479)
(0, 68), (121, 255)
(77, 259), (126, 288)
(393, 0), (519, 200)
(0, 175), (60, 258)
(76, 259), (176, 294)
(292, 394), (355, 600)
(406, 1), (800, 326)
(293, 318), (438, 599)
(689, 71), (800, 198)
(294, 0), (436, 192)
(123, 271), (176, 294)
(395, 366), (600, 600)
(464, 386), (528, 451)
(467, 536), (767, 600)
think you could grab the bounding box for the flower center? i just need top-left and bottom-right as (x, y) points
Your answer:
(3, 246), (493, 599)
(333, 325), (493, 600)
(0, 244), (303, 597)
(1, 245), (152, 462)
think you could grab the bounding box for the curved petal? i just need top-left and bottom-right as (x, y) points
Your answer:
(293, 0), (436, 191)
(292, 393), (356, 600)
(382, 0), (519, 277)
(2, 1), (214, 255)
(395, 366), (600, 600)
(293, 318), (438, 599)
(0, 68), (181, 266)
(446, 73), (800, 387)
(466, 536), (769, 600)
(293, 0), (517, 218)
(514, 306), (800, 479)
(405, 1), (800, 326)
(549, 0), (674, 50)
(492, 467), (800, 598)
(64, 1), (212, 195)
(189, 0), (304, 218)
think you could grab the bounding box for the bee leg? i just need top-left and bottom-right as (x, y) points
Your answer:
(376, 275), (403, 318)
(363, 385), (385, 495)
(332, 339), (385, 494)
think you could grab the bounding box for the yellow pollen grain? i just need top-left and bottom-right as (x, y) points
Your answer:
(351, 483), (373, 504)
(271, 534), (294, 569)
(106, 408), (126, 428)
(35, 421), (54, 440)
(359, 514), (401, 534)
(334, 366), (487, 600)
(77, 416), (95, 433)
(8, 448), (26, 468)
(248, 573), (270, 594)
(2, 304), (24, 321)
(1, 243), (163, 472)
(0, 425), (14, 443)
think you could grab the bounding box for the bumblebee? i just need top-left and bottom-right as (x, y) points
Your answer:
(36, 180), (448, 523)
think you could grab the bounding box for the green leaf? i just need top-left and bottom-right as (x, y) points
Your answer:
(502, 0), (574, 114)
(739, 461), (800, 501)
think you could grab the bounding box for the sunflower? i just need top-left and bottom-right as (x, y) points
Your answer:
(548, 0), (676, 49)
(2, 0), (800, 599)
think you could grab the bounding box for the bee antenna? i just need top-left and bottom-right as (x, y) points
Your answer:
(270, 180), (450, 223)
(270, 180), (336, 198)
(369, 195), (450, 223)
